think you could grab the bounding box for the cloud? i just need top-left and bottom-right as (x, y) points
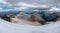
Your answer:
(0, 0), (7, 4)
(5, 0), (60, 5)
(0, 0), (60, 7)
(49, 7), (60, 11)
(16, 2), (38, 7)
(0, 8), (3, 12)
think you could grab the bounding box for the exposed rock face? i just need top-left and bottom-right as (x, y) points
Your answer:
(15, 11), (25, 19)
(56, 15), (60, 21)
(27, 13), (46, 25)
(56, 17), (60, 21)
(2, 14), (11, 22)
(1, 13), (16, 22)
(11, 12), (46, 26)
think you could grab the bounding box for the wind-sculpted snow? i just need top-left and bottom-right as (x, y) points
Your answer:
(0, 19), (60, 33)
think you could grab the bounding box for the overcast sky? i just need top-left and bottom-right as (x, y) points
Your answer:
(0, 0), (60, 10)
(0, 0), (60, 7)
(4, 0), (60, 5)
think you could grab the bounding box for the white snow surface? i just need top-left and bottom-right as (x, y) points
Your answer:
(0, 19), (60, 33)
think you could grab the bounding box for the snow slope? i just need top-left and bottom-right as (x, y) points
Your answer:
(0, 19), (60, 33)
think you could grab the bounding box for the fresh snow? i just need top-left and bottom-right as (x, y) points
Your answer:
(0, 19), (60, 33)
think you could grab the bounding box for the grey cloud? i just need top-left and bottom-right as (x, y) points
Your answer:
(4, 0), (60, 6)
